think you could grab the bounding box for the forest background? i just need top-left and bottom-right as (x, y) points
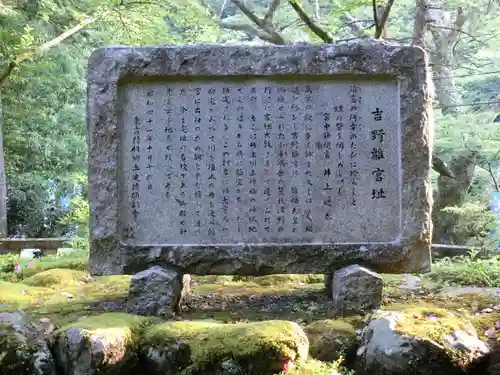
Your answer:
(0, 0), (499, 251)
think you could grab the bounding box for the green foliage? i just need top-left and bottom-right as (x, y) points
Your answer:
(427, 251), (500, 287)
(1, 0), (500, 247)
(59, 184), (89, 233)
(441, 202), (498, 251)
(435, 111), (500, 162)
(58, 192), (89, 251)
(1, 0), (220, 236)
(0, 252), (88, 282)
(6, 174), (66, 237)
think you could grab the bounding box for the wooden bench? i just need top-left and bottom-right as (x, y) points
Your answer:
(0, 238), (76, 257)
(431, 244), (476, 260)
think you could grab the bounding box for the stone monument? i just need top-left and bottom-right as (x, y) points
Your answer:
(86, 40), (433, 315)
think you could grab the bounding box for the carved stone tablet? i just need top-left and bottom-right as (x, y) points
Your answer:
(87, 41), (433, 276)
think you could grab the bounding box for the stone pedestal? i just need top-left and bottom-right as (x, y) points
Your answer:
(331, 264), (383, 315)
(126, 266), (190, 317)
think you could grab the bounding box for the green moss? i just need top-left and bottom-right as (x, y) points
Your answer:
(379, 305), (479, 371)
(0, 328), (30, 374)
(192, 275), (236, 284)
(0, 281), (56, 306)
(58, 312), (155, 350)
(60, 312), (150, 331)
(0, 272), (131, 327)
(22, 268), (90, 287)
(239, 274), (324, 286)
(193, 280), (322, 296)
(0, 253), (88, 282)
(29, 275), (131, 325)
(383, 307), (468, 342)
(0, 312), (40, 375)
(283, 358), (355, 375)
(142, 319), (309, 372)
(304, 319), (356, 362)
(0, 305), (17, 313)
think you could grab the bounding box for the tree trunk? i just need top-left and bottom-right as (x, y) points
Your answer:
(432, 64), (460, 115)
(411, 2), (473, 243)
(0, 96), (8, 237)
(432, 150), (478, 244)
(426, 7), (467, 115)
(429, 28), (461, 115)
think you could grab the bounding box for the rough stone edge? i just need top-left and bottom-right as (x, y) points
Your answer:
(86, 40), (433, 276)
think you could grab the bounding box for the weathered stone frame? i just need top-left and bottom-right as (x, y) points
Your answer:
(86, 40), (433, 276)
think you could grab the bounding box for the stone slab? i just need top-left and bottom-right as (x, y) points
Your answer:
(120, 80), (400, 244)
(331, 264), (384, 314)
(86, 40), (434, 276)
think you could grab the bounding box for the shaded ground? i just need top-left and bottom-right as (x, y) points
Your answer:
(1, 253), (500, 373)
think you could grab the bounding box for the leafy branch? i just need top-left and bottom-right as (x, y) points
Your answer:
(0, 0), (175, 87)
(464, 147), (500, 192)
(228, 0), (457, 181)
(0, 62), (16, 87)
(226, 0), (286, 44)
(0, 11), (109, 87)
(288, 0), (332, 42)
(373, 0), (395, 38)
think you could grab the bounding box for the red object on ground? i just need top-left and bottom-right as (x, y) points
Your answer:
(282, 358), (294, 373)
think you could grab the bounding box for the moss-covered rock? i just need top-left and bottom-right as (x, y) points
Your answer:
(285, 358), (348, 374)
(304, 319), (357, 362)
(0, 306), (56, 375)
(55, 312), (153, 375)
(140, 319), (309, 375)
(23, 269), (91, 287)
(356, 308), (491, 375)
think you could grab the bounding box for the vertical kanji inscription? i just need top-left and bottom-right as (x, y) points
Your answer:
(247, 85), (260, 238)
(303, 85), (314, 234)
(275, 85), (287, 236)
(348, 84), (361, 207)
(178, 88), (188, 238)
(262, 85), (273, 235)
(206, 87), (218, 239)
(192, 86), (203, 236)
(235, 87), (245, 235)
(290, 85), (301, 233)
(370, 107), (388, 200)
(119, 79), (401, 245)
(221, 86), (231, 236)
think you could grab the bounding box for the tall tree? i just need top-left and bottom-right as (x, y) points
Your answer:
(0, 0), (218, 236)
(210, 0), (500, 244)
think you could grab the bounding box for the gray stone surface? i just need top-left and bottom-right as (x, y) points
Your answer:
(126, 266), (189, 316)
(0, 307), (56, 375)
(119, 80), (400, 244)
(356, 310), (491, 375)
(55, 326), (137, 375)
(87, 40), (433, 276)
(399, 274), (421, 291)
(331, 264), (383, 314)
